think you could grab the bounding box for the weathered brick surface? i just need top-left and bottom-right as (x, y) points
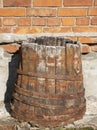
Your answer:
(73, 27), (97, 32)
(3, 18), (16, 26)
(0, 18), (2, 26)
(0, 0), (3, 7)
(69, 36), (77, 41)
(2, 44), (20, 53)
(64, 0), (92, 6)
(95, 0), (97, 5)
(62, 18), (75, 26)
(4, 0), (31, 7)
(18, 18), (31, 26)
(0, 27), (10, 33)
(43, 27), (72, 33)
(88, 8), (97, 16)
(32, 18), (47, 26)
(78, 37), (97, 44)
(58, 8), (87, 17)
(91, 45), (97, 52)
(33, 0), (62, 7)
(47, 18), (61, 26)
(13, 27), (42, 34)
(0, 8), (25, 17)
(76, 18), (89, 26)
(0, 0), (96, 45)
(81, 44), (91, 53)
(26, 8), (56, 17)
(91, 17), (97, 25)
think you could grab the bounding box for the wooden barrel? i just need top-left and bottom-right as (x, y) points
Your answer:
(11, 36), (86, 127)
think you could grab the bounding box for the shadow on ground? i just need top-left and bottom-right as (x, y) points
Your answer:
(4, 51), (20, 113)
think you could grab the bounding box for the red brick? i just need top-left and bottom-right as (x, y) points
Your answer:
(26, 8), (56, 17)
(31, 0), (33, 6)
(18, 18), (31, 26)
(94, 0), (97, 6)
(33, 0), (62, 7)
(32, 18), (46, 26)
(2, 44), (20, 53)
(0, 27), (10, 33)
(73, 27), (97, 32)
(60, 27), (72, 32)
(65, 36), (77, 41)
(0, 8), (25, 17)
(78, 37), (92, 43)
(76, 18), (89, 26)
(43, 27), (72, 33)
(91, 17), (97, 25)
(91, 45), (97, 52)
(27, 27), (42, 33)
(64, 0), (92, 6)
(62, 18), (75, 26)
(47, 18), (60, 26)
(58, 8), (87, 17)
(81, 44), (91, 54)
(0, 0), (3, 7)
(4, 0), (31, 7)
(3, 18), (16, 26)
(78, 37), (97, 44)
(68, 36), (77, 41)
(0, 18), (2, 26)
(88, 8), (97, 16)
(13, 27), (42, 34)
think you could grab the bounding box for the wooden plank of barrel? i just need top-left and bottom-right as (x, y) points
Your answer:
(28, 43), (37, 92)
(37, 45), (46, 93)
(45, 46), (56, 94)
(20, 44), (29, 89)
(56, 46), (66, 94)
(11, 36), (86, 127)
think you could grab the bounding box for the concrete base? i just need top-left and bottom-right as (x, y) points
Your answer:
(0, 47), (12, 101)
(82, 52), (97, 98)
(0, 47), (20, 102)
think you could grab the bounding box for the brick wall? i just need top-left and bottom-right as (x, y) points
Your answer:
(0, 0), (97, 103)
(0, 0), (97, 53)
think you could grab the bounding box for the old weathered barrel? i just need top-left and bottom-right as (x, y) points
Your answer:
(11, 36), (86, 127)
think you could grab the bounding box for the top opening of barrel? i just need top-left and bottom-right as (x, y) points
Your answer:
(35, 36), (73, 46)
(22, 36), (79, 48)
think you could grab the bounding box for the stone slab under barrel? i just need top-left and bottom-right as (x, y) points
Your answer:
(11, 36), (86, 127)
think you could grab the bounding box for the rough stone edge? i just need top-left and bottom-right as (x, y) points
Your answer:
(0, 32), (97, 44)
